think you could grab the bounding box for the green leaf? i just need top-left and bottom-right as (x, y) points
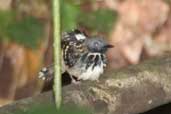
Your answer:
(78, 9), (118, 33)
(164, 0), (171, 4)
(0, 10), (15, 39)
(6, 16), (44, 48)
(61, 1), (80, 31)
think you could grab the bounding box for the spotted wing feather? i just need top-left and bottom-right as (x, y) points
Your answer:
(38, 29), (87, 80)
(62, 29), (87, 68)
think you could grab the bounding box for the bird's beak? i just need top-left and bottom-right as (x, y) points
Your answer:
(104, 44), (114, 48)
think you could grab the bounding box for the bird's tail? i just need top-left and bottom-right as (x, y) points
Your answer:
(38, 64), (54, 81)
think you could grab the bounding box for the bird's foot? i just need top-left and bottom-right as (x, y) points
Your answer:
(96, 79), (100, 83)
(70, 75), (81, 85)
(71, 79), (81, 85)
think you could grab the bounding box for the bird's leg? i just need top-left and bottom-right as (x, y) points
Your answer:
(95, 79), (100, 83)
(70, 75), (80, 84)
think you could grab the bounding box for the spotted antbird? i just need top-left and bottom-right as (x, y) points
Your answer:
(38, 29), (113, 83)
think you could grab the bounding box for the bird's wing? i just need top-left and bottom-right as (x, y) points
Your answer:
(38, 29), (88, 81)
(62, 29), (88, 68)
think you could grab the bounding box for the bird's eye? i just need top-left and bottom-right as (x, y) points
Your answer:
(94, 42), (99, 47)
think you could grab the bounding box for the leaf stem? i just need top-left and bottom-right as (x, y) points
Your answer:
(52, 0), (61, 109)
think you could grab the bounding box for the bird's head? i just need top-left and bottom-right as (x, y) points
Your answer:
(86, 37), (113, 53)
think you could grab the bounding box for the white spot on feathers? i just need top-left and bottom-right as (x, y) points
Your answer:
(75, 34), (86, 40)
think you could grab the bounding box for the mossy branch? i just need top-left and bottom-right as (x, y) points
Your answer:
(1, 54), (171, 114)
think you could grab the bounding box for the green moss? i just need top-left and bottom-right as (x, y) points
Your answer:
(13, 104), (91, 114)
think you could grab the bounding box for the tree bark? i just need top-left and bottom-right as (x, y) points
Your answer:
(0, 53), (171, 114)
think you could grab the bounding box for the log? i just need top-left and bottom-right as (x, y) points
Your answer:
(0, 53), (171, 114)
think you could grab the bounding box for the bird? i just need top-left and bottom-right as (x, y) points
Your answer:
(38, 29), (113, 83)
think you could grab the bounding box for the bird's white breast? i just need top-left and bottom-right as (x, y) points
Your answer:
(63, 52), (106, 81)
(79, 61), (104, 81)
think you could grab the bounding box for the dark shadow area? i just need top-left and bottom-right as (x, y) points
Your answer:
(140, 103), (171, 114)
(42, 72), (72, 92)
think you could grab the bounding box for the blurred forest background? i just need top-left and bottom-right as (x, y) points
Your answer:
(0, 0), (171, 108)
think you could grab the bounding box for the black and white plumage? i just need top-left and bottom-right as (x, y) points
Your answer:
(38, 29), (113, 82)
